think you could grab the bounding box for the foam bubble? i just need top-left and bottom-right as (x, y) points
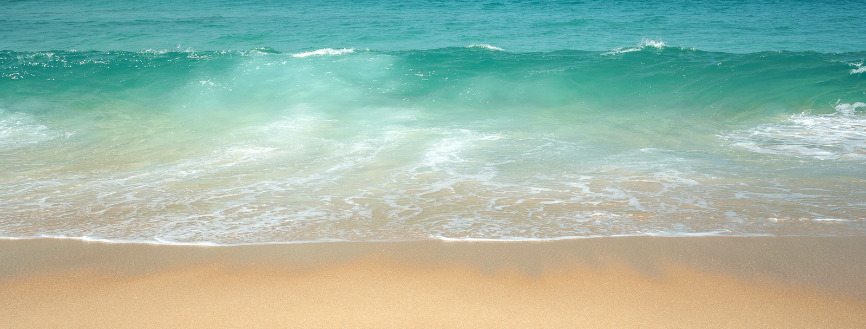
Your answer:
(850, 63), (866, 74)
(2, 108), (864, 244)
(137, 47), (197, 55)
(430, 230), (764, 242)
(138, 49), (172, 55)
(637, 39), (667, 49)
(724, 102), (866, 160)
(0, 109), (64, 148)
(602, 38), (667, 55)
(769, 217), (855, 223)
(465, 44), (505, 51)
(291, 48), (355, 58)
(834, 101), (865, 115)
(251, 47), (280, 54)
(218, 146), (277, 167)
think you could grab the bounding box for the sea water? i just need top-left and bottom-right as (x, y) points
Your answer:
(1, 0), (865, 244)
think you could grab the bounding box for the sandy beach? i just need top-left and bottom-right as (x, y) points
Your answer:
(4, 1), (866, 328)
(1, 236), (865, 328)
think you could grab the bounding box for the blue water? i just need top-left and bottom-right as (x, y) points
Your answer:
(4, 0), (866, 53)
(1, 0), (865, 244)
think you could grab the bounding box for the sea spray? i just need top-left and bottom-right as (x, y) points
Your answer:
(2, 0), (866, 244)
(2, 45), (864, 244)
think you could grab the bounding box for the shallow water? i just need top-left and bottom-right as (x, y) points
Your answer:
(1, 0), (865, 244)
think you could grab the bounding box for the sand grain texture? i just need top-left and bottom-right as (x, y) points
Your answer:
(1, 237), (865, 328)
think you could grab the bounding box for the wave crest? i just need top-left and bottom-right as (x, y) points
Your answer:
(465, 44), (505, 51)
(725, 102), (866, 161)
(602, 39), (668, 55)
(291, 48), (355, 58)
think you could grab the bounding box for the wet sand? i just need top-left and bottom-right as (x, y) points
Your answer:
(1, 236), (865, 328)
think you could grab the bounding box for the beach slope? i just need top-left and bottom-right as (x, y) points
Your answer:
(2, 236), (865, 328)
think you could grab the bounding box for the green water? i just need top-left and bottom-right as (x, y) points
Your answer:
(1, 1), (865, 243)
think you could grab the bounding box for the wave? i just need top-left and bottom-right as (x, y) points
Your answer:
(0, 108), (67, 149)
(2, 44), (865, 244)
(291, 48), (356, 58)
(601, 38), (673, 55)
(4, 39), (865, 58)
(465, 44), (505, 51)
(0, 231), (780, 247)
(3, 43), (864, 64)
(723, 102), (866, 161)
(3, 45), (862, 113)
(2, 46), (864, 149)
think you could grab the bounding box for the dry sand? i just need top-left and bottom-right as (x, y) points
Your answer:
(1, 236), (865, 328)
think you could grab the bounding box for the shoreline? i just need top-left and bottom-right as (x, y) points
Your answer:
(2, 236), (865, 328)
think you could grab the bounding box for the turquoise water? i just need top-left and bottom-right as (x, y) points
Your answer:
(1, 0), (865, 244)
(4, 0), (866, 53)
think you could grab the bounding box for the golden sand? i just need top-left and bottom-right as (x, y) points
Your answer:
(1, 237), (865, 328)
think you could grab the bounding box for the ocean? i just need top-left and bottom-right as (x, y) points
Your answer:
(1, 0), (864, 244)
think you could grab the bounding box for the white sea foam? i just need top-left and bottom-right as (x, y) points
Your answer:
(834, 101), (866, 115)
(814, 218), (851, 222)
(0, 109), (64, 148)
(768, 217), (854, 223)
(430, 231), (768, 242)
(2, 233), (764, 246)
(637, 39), (667, 49)
(137, 47), (197, 55)
(602, 39), (667, 55)
(465, 44), (505, 51)
(724, 102), (866, 160)
(850, 63), (866, 74)
(291, 48), (355, 58)
(3, 111), (864, 244)
(138, 48), (171, 55)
